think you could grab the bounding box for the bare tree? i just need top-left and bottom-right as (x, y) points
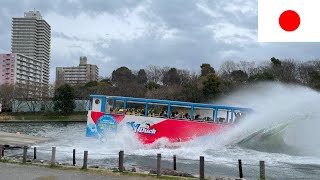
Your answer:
(15, 81), (45, 113)
(146, 65), (169, 85)
(297, 62), (315, 85)
(238, 61), (256, 76)
(0, 84), (15, 112)
(219, 60), (237, 75)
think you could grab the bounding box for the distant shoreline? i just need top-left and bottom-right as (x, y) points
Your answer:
(0, 112), (87, 122)
(0, 119), (86, 123)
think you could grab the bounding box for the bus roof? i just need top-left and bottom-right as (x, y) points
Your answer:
(89, 94), (253, 112)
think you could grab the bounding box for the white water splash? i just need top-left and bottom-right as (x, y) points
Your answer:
(215, 82), (320, 152)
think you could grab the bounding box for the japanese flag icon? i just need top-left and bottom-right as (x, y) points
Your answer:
(258, 0), (320, 42)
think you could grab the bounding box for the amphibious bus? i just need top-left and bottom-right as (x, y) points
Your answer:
(86, 95), (252, 144)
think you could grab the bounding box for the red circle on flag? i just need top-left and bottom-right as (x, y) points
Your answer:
(279, 10), (300, 32)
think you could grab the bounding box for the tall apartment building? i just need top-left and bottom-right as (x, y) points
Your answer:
(0, 53), (42, 85)
(56, 57), (99, 86)
(11, 10), (51, 86)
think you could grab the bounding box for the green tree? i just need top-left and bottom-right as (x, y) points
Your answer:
(271, 57), (281, 67)
(100, 78), (113, 86)
(137, 69), (148, 84)
(112, 66), (136, 85)
(230, 70), (248, 82)
(84, 81), (98, 88)
(202, 73), (221, 99)
(53, 84), (76, 114)
(146, 81), (161, 90)
(163, 68), (181, 86)
(181, 77), (203, 102)
(309, 71), (320, 90)
(200, 63), (215, 77)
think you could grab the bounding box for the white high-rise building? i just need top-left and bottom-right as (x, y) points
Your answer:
(11, 10), (51, 86)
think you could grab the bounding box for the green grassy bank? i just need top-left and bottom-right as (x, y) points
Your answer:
(0, 112), (87, 122)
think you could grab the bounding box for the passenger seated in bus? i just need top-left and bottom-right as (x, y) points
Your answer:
(218, 117), (225, 123)
(234, 112), (241, 123)
(195, 114), (201, 120)
(172, 111), (181, 119)
(204, 117), (212, 121)
(159, 110), (163, 117)
(109, 107), (114, 114)
(137, 109), (143, 116)
(235, 112), (246, 123)
(141, 109), (145, 116)
(174, 112), (181, 119)
(159, 110), (167, 118)
(129, 108), (134, 115)
(184, 113), (190, 119)
(171, 112), (176, 118)
(163, 110), (167, 117)
(151, 110), (155, 117)
(118, 109), (124, 115)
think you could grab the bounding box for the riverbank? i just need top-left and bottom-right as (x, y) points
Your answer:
(0, 162), (160, 180)
(0, 159), (206, 180)
(0, 112), (87, 122)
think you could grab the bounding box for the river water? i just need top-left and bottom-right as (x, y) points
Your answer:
(1, 83), (320, 179)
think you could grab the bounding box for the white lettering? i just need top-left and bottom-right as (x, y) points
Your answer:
(127, 122), (157, 134)
(136, 126), (157, 134)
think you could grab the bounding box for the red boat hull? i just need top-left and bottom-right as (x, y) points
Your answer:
(87, 111), (230, 144)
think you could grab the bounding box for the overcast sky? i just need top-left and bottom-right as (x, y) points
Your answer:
(1, 0), (320, 83)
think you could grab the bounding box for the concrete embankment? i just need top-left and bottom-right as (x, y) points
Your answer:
(0, 119), (86, 123)
(0, 131), (49, 147)
(0, 112), (87, 122)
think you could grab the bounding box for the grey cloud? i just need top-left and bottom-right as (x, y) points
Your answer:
(75, 0), (142, 15)
(147, 0), (213, 29)
(93, 28), (244, 72)
(1, 0), (142, 17)
(52, 32), (85, 41)
(1, 0), (56, 16)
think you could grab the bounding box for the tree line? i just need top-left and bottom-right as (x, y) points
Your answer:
(73, 57), (320, 102)
(1, 57), (320, 113)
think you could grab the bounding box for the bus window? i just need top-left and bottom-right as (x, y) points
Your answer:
(103, 98), (114, 114)
(170, 105), (192, 120)
(234, 110), (246, 123)
(148, 103), (168, 118)
(126, 101), (146, 116)
(193, 108), (213, 122)
(113, 100), (124, 115)
(227, 110), (233, 123)
(216, 109), (228, 124)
